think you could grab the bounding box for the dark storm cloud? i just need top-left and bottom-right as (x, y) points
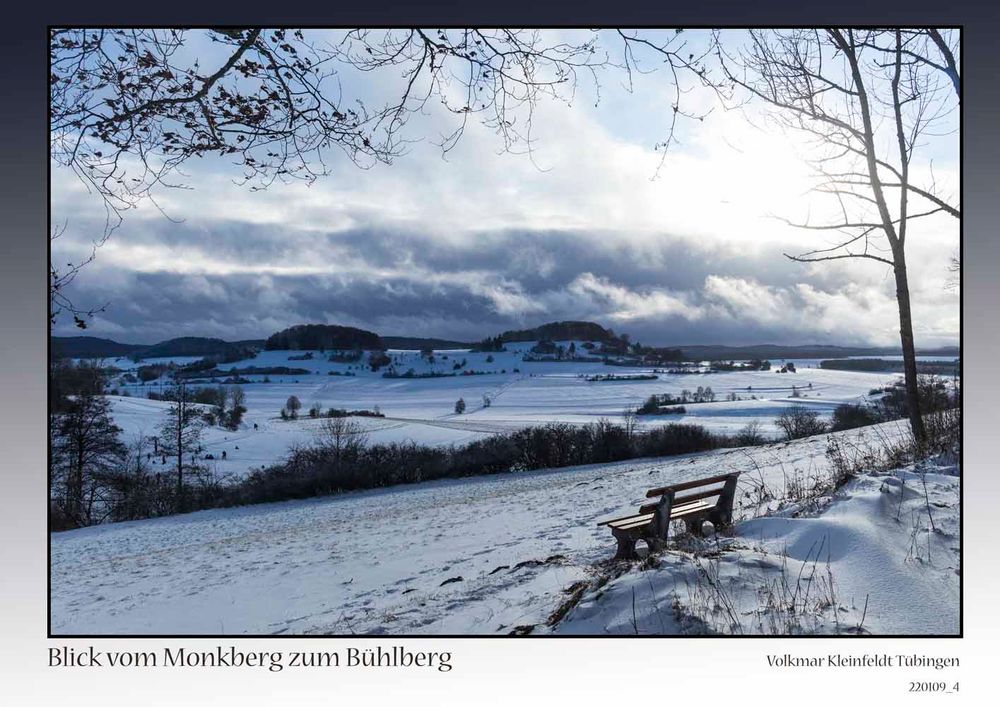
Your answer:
(326, 227), (806, 293)
(54, 219), (904, 346)
(57, 270), (519, 343)
(102, 219), (807, 293)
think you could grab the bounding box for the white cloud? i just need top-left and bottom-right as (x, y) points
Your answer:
(562, 273), (700, 322)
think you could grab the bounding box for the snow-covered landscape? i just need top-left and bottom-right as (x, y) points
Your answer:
(88, 342), (918, 480)
(46, 26), (961, 643)
(50, 336), (961, 636)
(50, 417), (959, 636)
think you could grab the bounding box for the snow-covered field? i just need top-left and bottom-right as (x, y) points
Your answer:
(50, 422), (959, 636)
(96, 343), (907, 479)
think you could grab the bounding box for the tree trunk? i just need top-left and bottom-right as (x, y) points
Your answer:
(176, 407), (184, 511)
(893, 251), (927, 444)
(70, 445), (85, 525)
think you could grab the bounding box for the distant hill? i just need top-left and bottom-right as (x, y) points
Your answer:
(674, 343), (960, 361)
(914, 346), (962, 357)
(382, 336), (473, 350)
(137, 337), (247, 359)
(500, 320), (618, 343)
(264, 324), (383, 351)
(52, 336), (258, 361)
(51, 336), (144, 359)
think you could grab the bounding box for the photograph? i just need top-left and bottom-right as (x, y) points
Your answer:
(46, 26), (960, 637)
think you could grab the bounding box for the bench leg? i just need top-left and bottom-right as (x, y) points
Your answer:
(613, 533), (638, 561)
(686, 519), (704, 537)
(713, 475), (739, 532)
(709, 508), (733, 532)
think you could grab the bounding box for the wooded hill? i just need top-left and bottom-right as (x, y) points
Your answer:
(263, 324), (383, 351)
(499, 320), (619, 343)
(52, 336), (264, 360)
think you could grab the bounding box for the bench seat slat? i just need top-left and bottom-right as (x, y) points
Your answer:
(605, 512), (654, 529)
(622, 503), (711, 525)
(670, 504), (714, 519)
(598, 512), (649, 528)
(613, 519), (655, 533)
(601, 499), (712, 527)
(608, 502), (715, 533)
(638, 497), (710, 516)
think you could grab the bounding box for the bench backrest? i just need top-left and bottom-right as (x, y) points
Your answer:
(639, 472), (740, 518)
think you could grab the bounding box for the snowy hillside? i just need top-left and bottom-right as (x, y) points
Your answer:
(50, 421), (959, 635)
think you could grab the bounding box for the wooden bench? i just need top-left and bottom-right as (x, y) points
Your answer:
(597, 472), (741, 560)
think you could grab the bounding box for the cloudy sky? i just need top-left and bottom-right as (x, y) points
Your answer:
(51, 29), (960, 347)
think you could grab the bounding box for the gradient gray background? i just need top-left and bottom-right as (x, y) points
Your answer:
(1, 3), (995, 703)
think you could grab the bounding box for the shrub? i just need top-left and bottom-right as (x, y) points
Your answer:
(921, 407), (961, 456)
(735, 420), (765, 446)
(454, 398), (466, 414)
(137, 363), (171, 382)
(368, 351), (392, 371)
(325, 408), (384, 418)
(637, 423), (721, 457)
(873, 375), (956, 421)
(830, 404), (877, 432)
(774, 408), (827, 440)
(328, 349), (362, 363)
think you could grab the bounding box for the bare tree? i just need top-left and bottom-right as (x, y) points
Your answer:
(717, 29), (960, 443)
(157, 383), (205, 510)
(622, 405), (638, 440)
(226, 386), (247, 430)
(49, 223), (108, 329)
(51, 389), (126, 526)
(316, 416), (369, 465)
